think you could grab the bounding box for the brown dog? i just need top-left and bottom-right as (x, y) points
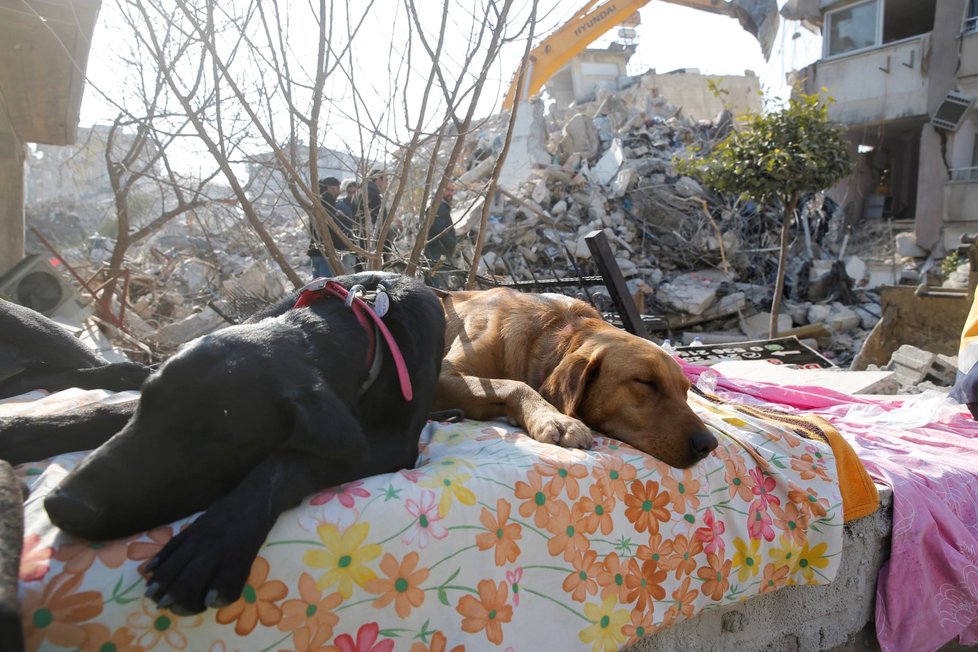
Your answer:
(434, 288), (718, 468)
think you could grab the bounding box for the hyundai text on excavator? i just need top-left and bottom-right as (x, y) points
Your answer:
(502, 0), (779, 110)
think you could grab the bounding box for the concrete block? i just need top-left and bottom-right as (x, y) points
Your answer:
(657, 270), (733, 315)
(890, 345), (936, 373)
(826, 305), (861, 332)
(741, 312), (792, 340)
(155, 306), (226, 345)
(559, 112), (600, 159)
(895, 232), (927, 258)
(594, 138), (624, 186)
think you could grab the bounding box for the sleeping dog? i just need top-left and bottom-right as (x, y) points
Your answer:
(0, 298), (151, 401)
(4, 272), (444, 615)
(435, 288), (717, 468)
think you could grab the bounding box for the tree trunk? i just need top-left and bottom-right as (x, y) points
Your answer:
(769, 192), (800, 338)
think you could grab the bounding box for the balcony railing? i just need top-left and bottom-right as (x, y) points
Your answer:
(951, 166), (978, 182)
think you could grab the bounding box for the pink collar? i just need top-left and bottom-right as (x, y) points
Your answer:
(292, 278), (413, 401)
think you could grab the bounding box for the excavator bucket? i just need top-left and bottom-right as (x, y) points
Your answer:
(728, 0), (779, 59)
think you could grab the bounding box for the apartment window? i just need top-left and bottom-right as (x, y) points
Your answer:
(967, 0), (978, 34)
(826, 0), (879, 57)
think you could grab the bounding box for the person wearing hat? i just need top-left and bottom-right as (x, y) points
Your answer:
(308, 176), (355, 277)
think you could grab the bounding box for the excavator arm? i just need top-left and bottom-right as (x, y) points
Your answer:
(502, 0), (777, 110)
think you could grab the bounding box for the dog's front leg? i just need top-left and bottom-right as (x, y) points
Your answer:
(435, 372), (593, 449)
(143, 451), (343, 615)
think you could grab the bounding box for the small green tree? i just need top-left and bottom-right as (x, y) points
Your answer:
(677, 92), (852, 337)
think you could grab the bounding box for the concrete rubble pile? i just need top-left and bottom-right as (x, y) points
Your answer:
(21, 73), (966, 392)
(442, 77), (935, 376)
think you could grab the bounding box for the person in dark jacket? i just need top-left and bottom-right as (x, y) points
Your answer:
(309, 176), (356, 277)
(425, 181), (458, 264)
(356, 168), (395, 265)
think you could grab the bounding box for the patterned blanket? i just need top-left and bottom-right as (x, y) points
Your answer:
(13, 389), (848, 651)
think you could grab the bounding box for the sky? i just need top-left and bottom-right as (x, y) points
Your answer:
(77, 1), (823, 155)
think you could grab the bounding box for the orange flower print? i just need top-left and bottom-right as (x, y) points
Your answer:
(662, 469), (701, 515)
(597, 552), (629, 603)
(622, 603), (654, 644)
(788, 484), (829, 520)
(623, 558), (666, 613)
(80, 623), (144, 652)
(624, 480), (671, 535)
(664, 576), (699, 623)
(22, 571), (103, 650)
(771, 501), (810, 547)
(596, 455), (638, 502)
(514, 470), (556, 528)
(790, 448), (831, 482)
(697, 552), (732, 601)
(721, 450), (755, 502)
(666, 534), (703, 579)
(126, 598), (204, 649)
(54, 538), (128, 575)
(216, 556), (287, 636)
(20, 533), (52, 583)
(365, 552), (429, 618)
(536, 461), (588, 500)
(475, 499), (522, 566)
(563, 549), (601, 602)
(126, 526), (175, 577)
(546, 500), (590, 562)
(636, 533), (673, 569)
(332, 622), (394, 652)
(456, 579), (513, 645)
(278, 572), (342, 652)
(573, 483), (616, 536)
(410, 630), (464, 652)
(760, 562), (790, 593)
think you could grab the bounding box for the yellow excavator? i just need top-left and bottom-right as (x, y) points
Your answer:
(502, 0), (779, 110)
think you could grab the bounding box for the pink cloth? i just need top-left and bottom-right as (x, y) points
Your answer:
(681, 361), (978, 652)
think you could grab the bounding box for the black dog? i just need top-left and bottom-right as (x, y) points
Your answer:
(0, 298), (151, 401)
(6, 272), (444, 615)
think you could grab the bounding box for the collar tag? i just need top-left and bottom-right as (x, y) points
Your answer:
(373, 286), (390, 318)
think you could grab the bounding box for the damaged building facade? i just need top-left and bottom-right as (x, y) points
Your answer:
(799, 0), (978, 253)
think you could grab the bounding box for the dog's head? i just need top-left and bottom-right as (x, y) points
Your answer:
(44, 318), (367, 540)
(540, 329), (717, 468)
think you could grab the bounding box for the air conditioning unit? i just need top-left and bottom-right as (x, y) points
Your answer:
(0, 255), (90, 319)
(931, 91), (975, 131)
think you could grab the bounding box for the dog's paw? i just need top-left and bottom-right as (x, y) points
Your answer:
(528, 412), (593, 450)
(143, 512), (261, 614)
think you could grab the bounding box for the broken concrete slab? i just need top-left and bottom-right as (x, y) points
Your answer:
(741, 311), (792, 340)
(712, 360), (899, 395)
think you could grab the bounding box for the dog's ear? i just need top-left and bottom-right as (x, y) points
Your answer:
(282, 388), (370, 463)
(539, 352), (601, 418)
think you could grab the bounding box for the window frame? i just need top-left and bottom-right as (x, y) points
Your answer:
(823, 0), (883, 59)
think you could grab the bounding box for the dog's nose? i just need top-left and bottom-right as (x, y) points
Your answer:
(690, 429), (718, 459)
(44, 490), (103, 535)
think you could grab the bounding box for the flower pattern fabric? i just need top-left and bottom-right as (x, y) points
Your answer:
(16, 391), (844, 651)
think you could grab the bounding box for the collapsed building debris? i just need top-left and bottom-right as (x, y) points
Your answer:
(18, 69), (971, 395)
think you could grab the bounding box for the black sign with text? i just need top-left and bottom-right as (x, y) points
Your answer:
(672, 336), (836, 369)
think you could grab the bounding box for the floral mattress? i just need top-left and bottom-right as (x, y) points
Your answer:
(10, 387), (854, 651)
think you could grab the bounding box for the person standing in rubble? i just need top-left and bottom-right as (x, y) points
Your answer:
(356, 168), (396, 265)
(336, 180), (358, 220)
(308, 176), (355, 278)
(425, 181), (458, 266)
